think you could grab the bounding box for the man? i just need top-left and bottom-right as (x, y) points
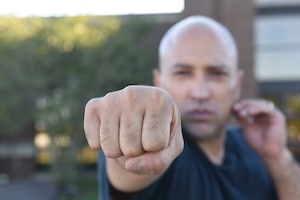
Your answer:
(84, 16), (300, 200)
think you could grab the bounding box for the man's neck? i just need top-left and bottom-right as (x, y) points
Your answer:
(197, 132), (226, 165)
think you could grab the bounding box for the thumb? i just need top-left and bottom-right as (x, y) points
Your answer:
(125, 122), (184, 175)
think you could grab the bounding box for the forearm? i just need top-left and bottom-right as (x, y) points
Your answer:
(263, 149), (300, 200)
(106, 157), (162, 192)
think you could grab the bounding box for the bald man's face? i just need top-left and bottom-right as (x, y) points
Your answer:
(154, 28), (243, 141)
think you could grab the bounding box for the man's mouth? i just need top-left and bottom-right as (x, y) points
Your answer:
(185, 109), (214, 121)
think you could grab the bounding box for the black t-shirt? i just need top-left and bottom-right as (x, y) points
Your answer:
(98, 127), (278, 200)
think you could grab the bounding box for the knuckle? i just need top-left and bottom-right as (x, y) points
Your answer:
(85, 98), (99, 113)
(103, 93), (117, 108)
(103, 148), (122, 158)
(143, 116), (161, 130)
(152, 88), (171, 103)
(142, 121), (169, 152)
(100, 125), (114, 143)
(123, 123), (140, 141)
(122, 147), (143, 157)
(122, 86), (136, 97)
(120, 130), (143, 157)
(122, 86), (139, 105)
(89, 142), (101, 150)
(143, 143), (162, 152)
(104, 92), (115, 102)
(100, 128), (122, 158)
(143, 135), (167, 152)
(85, 130), (101, 150)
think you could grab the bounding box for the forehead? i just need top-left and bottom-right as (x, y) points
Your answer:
(160, 25), (237, 71)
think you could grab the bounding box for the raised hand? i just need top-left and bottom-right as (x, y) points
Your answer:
(84, 85), (184, 175)
(233, 99), (287, 159)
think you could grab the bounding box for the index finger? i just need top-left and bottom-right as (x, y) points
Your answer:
(233, 99), (276, 117)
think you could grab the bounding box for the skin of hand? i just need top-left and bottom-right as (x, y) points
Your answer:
(233, 99), (300, 200)
(232, 99), (287, 161)
(84, 85), (184, 175)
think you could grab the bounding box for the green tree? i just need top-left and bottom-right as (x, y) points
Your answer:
(0, 15), (156, 190)
(0, 16), (121, 135)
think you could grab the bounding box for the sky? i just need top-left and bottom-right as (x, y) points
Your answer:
(0, 0), (184, 17)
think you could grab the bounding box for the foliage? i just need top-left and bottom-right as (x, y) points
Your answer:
(0, 15), (155, 136)
(0, 15), (156, 185)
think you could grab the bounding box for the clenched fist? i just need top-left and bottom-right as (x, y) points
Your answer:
(84, 85), (184, 175)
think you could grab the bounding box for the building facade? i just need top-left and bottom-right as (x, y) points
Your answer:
(256, 0), (300, 157)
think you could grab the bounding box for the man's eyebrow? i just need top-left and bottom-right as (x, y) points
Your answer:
(207, 64), (230, 69)
(173, 63), (193, 69)
(173, 63), (230, 70)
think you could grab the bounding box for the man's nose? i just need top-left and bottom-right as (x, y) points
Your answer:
(190, 77), (210, 101)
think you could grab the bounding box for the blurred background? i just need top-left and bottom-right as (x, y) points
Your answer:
(0, 0), (299, 199)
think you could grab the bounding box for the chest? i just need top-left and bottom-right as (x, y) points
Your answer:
(137, 142), (277, 200)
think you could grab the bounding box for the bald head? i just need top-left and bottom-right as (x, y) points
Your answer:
(153, 16), (243, 142)
(158, 15), (238, 68)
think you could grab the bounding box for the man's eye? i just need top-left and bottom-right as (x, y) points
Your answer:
(175, 71), (190, 75)
(211, 70), (226, 77)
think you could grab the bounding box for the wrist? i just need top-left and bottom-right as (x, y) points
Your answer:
(262, 148), (293, 170)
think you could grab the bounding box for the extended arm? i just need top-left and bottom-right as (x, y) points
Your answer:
(84, 86), (183, 192)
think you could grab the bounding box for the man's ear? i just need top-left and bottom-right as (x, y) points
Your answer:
(152, 68), (161, 87)
(235, 69), (244, 101)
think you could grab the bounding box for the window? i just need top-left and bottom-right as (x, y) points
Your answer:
(255, 14), (300, 81)
(256, 0), (300, 7)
